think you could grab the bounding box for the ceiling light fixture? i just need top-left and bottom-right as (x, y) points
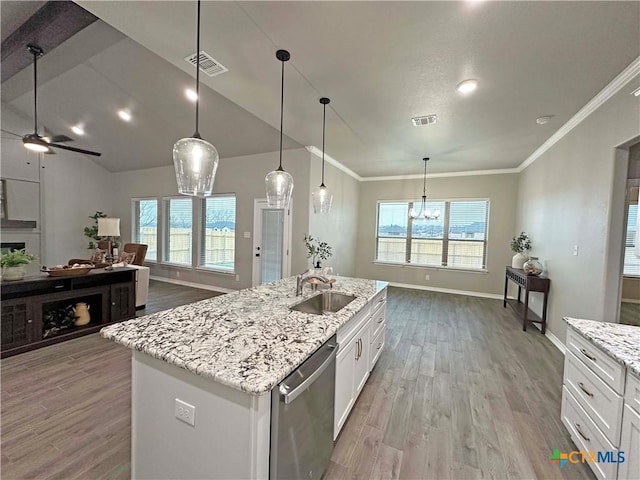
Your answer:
(21, 44), (51, 153)
(456, 79), (478, 94)
(71, 125), (85, 136)
(172, 0), (219, 197)
(632, 86), (640, 97)
(313, 97), (333, 214)
(409, 157), (440, 220)
(265, 50), (294, 209)
(118, 110), (132, 122)
(185, 88), (198, 102)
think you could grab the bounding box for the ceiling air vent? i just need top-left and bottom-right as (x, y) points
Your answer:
(411, 115), (437, 126)
(184, 51), (228, 77)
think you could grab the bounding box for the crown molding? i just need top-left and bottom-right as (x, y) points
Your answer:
(305, 146), (363, 181)
(518, 56), (640, 173)
(362, 168), (519, 182)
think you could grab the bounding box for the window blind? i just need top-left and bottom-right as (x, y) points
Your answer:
(200, 195), (236, 271)
(165, 198), (193, 265)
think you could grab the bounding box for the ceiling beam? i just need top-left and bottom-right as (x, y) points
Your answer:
(1, 1), (97, 83)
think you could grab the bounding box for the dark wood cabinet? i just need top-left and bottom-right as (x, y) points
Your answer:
(1, 268), (136, 358)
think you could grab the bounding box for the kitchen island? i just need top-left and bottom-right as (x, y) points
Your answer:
(101, 275), (387, 479)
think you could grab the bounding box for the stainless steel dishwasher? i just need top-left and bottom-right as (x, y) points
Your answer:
(270, 335), (337, 480)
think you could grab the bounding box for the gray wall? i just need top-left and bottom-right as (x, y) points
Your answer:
(111, 148), (311, 290)
(355, 173), (518, 296)
(516, 76), (640, 343)
(307, 155), (360, 277)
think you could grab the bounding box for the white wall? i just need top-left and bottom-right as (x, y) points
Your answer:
(516, 74), (640, 342)
(355, 173), (518, 296)
(307, 153), (360, 277)
(112, 148), (311, 290)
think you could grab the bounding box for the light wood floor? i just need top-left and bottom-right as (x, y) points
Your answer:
(1, 286), (593, 479)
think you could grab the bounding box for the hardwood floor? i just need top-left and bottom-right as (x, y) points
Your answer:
(136, 279), (223, 316)
(620, 301), (640, 327)
(1, 285), (594, 479)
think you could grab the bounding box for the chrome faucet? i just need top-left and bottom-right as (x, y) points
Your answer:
(296, 273), (330, 296)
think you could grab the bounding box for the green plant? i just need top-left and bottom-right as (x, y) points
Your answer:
(0, 249), (37, 268)
(84, 211), (108, 249)
(511, 232), (532, 253)
(304, 234), (333, 267)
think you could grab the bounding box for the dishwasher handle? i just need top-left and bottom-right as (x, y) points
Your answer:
(279, 343), (337, 405)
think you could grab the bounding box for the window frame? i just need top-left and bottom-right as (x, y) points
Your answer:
(198, 194), (237, 274)
(374, 198), (490, 272)
(162, 196), (195, 267)
(131, 197), (159, 263)
(623, 183), (639, 278)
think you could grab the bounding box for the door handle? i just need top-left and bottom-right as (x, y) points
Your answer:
(255, 254), (260, 257)
(279, 346), (337, 404)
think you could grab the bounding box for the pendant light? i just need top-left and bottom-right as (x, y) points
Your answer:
(312, 97), (333, 214)
(265, 50), (294, 209)
(409, 157), (440, 220)
(172, 0), (219, 197)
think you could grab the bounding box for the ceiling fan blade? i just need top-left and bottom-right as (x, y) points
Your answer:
(1, 129), (22, 138)
(49, 134), (74, 143)
(48, 142), (102, 157)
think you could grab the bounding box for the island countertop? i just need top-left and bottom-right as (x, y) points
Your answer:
(101, 276), (388, 395)
(564, 317), (640, 378)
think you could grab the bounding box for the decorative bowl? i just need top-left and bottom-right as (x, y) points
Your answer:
(41, 265), (95, 277)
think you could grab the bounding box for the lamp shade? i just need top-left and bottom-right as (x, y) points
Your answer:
(173, 137), (219, 197)
(97, 218), (121, 237)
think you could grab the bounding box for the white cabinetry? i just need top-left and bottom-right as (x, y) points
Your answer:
(334, 287), (386, 439)
(562, 328), (640, 480)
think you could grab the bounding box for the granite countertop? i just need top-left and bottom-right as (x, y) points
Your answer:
(101, 276), (388, 395)
(564, 317), (640, 378)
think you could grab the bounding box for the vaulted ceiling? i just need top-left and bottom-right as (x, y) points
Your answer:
(2, 1), (639, 176)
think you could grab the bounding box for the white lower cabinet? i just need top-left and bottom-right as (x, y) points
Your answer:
(334, 287), (386, 439)
(618, 404), (640, 480)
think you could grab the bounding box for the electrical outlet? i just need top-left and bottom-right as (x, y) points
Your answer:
(235, 274), (240, 281)
(243, 231), (251, 239)
(425, 274), (430, 281)
(175, 399), (195, 426)
(572, 245), (579, 256)
(176, 271), (181, 278)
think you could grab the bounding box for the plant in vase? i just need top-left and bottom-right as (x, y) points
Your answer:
(0, 249), (37, 281)
(303, 234), (333, 269)
(510, 232), (531, 269)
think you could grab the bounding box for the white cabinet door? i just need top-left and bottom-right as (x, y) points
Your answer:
(354, 322), (370, 395)
(334, 334), (357, 439)
(618, 404), (640, 480)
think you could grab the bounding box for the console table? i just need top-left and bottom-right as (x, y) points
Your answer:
(1, 267), (136, 358)
(503, 266), (550, 333)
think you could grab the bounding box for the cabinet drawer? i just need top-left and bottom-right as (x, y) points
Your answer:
(370, 326), (384, 371)
(370, 303), (386, 341)
(561, 387), (618, 480)
(566, 328), (625, 393)
(625, 371), (640, 415)
(371, 288), (387, 315)
(564, 351), (623, 446)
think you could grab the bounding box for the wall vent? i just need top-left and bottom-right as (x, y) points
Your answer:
(411, 115), (437, 126)
(184, 51), (228, 77)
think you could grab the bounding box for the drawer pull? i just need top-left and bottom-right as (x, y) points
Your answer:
(577, 382), (594, 398)
(574, 423), (590, 443)
(377, 317), (384, 324)
(376, 342), (383, 350)
(580, 348), (596, 362)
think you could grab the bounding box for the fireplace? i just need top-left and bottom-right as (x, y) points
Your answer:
(1, 242), (26, 254)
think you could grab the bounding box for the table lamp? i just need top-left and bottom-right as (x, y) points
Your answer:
(98, 218), (120, 268)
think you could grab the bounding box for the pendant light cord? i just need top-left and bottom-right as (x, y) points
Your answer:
(33, 49), (39, 135)
(321, 102), (326, 186)
(194, 0), (201, 138)
(422, 158), (428, 197)
(278, 58), (284, 170)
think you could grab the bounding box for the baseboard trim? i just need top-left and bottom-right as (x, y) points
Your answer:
(149, 276), (236, 294)
(532, 322), (566, 355)
(621, 298), (640, 304)
(387, 281), (503, 300)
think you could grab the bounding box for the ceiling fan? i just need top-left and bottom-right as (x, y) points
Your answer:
(1, 44), (102, 157)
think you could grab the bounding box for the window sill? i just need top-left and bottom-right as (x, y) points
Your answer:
(148, 262), (236, 276)
(373, 261), (488, 274)
(195, 266), (236, 276)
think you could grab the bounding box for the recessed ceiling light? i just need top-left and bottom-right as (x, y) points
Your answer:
(412, 114), (438, 126)
(456, 79), (478, 94)
(632, 86), (640, 97)
(536, 115), (554, 125)
(71, 125), (85, 136)
(185, 88), (198, 102)
(118, 110), (132, 122)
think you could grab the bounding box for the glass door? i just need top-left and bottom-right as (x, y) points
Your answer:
(252, 200), (291, 286)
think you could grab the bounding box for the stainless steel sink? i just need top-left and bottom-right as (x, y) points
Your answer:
(290, 291), (356, 315)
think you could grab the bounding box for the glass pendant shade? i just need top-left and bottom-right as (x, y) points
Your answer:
(312, 184), (333, 214)
(265, 168), (294, 209)
(173, 136), (219, 197)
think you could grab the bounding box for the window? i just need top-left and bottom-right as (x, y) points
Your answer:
(376, 199), (489, 270)
(165, 197), (193, 265)
(133, 199), (158, 261)
(624, 201), (639, 277)
(200, 195), (236, 271)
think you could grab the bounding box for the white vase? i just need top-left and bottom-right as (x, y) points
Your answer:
(511, 252), (528, 269)
(2, 266), (26, 281)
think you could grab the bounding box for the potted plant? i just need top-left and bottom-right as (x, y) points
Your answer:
(510, 232), (531, 269)
(1, 249), (37, 281)
(304, 234), (333, 269)
(84, 211), (108, 249)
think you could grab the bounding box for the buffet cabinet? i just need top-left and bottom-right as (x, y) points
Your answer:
(561, 328), (640, 480)
(334, 286), (387, 439)
(1, 268), (136, 358)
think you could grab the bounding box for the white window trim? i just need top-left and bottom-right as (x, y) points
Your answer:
(131, 197), (160, 263)
(198, 193), (237, 274)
